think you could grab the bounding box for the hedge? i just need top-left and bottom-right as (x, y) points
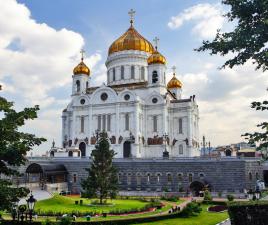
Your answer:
(228, 201), (268, 225)
(0, 202), (196, 225)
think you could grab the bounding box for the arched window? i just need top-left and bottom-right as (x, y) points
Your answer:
(113, 68), (116, 81)
(188, 173), (193, 183)
(147, 173), (150, 183)
(73, 174), (77, 183)
(256, 172), (259, 180)
(178, 173), (183, 182)
(131, 66), (135, 79)
(179, 118), (183, 133)
(136, 174), (141, 185)
(76, 80), (80, 92)
(152, 71), (158, 83)
(179, 144), (183, 155)
(157, 173), (161, 183)
(80, 116), (84, 133)
(68, 151), (73, 157)
(121, 66), (124, 79)
(86, 81), (89, 89)
(249, 172), (252, 181)
(141, 67), (145, 80)
(167, 174), (172, 183)
(125, 113), (129, 131)
(153, 116), (157, 132)
(127, 173), (131, 185)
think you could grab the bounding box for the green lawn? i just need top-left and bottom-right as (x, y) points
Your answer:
(130, 205), (229, 225)
(35, 195), (150, 214)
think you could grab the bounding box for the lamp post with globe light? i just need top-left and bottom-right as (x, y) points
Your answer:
(26, 191), (36, 222)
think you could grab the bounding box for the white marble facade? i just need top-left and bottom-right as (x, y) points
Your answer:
(60, 22), (200, 159)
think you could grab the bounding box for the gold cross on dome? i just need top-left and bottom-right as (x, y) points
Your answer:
(80, 49), (85, 61)
(153, 37), (160, 49)
(128, 9), (136, 25)
(172, 66), (176, 75)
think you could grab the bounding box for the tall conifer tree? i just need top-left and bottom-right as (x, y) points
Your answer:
(81, 132), (118, 204)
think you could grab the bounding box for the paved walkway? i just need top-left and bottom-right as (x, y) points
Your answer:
(19, 189), (51, 205)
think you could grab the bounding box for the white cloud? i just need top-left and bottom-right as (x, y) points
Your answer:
(168, 3), (225, 39)
(0, 0), (103, 153)
(175, 60), (268, 146)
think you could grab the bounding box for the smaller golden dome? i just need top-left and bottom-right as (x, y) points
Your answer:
(73, 59), (90, 76)
(147, 49), (166, 65)
(167, 74), (182, 89)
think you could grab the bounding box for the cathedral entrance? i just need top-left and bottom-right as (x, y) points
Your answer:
(79, 142), (86, 157)
(190, 181), (205, 196)
(123, 141), (131, 158)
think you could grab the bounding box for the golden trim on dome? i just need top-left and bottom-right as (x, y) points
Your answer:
(167, 66), (182, 89)
(108, 9), (154, 55)
(73, 49), (90, 76)
(147, 37), (166, 65)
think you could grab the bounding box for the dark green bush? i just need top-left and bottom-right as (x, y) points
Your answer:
(203, 190), (213, 201)
(228, 201), (268, 225)
(180, 202), (202, 217)
(160, 195), (180, 202)
(227, 194), (234, 201)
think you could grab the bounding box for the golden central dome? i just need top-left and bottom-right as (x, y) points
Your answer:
(108, 25), (154, 55)
(147, 48), (166, 65)
(167, 74), (182, 89)
(73, 60), (90, 76)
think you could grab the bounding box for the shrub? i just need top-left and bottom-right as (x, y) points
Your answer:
(42, 219), (53, 225)
(180, 202), (202, 217)
(59, 217), (72, 225)
(203, 190), (212, 201)
(228, 201), (268, 225)
(161, 195), (180, 202)
(227, 194), (234, 202)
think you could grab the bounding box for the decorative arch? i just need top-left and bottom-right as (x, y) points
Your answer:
(79, 142), (86, 157)
(145, 91), (165, 105)
(91, 86), (118, 104)
(76, 80), (80, 92)
(225, 149), (232, 156)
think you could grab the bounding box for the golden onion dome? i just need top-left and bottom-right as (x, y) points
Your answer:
(167, 74), (182, 89)
(147, 48), (166, 65)
(108, 24), (154, 56)
(73, 58), (90, 76)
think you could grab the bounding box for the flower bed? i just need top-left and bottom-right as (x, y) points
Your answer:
(208, 205), (227, 212)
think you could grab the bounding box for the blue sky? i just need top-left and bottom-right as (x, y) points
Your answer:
(1, 0), (267, 155)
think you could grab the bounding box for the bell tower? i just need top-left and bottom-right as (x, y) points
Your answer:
(72, 49), (90, 95)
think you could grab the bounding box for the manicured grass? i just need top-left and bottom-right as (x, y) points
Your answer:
(130, 205), (229, 225)
(35, 195), (150, 214)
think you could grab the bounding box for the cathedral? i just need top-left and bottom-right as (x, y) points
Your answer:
(19, 11), (261, 195)
(56, 11), (200, 159)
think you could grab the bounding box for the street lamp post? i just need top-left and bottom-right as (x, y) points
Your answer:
(26, 191), (36, 222)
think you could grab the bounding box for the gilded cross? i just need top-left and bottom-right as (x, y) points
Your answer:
(153, 37), (160, 49)
(172, 66), (176, 75)
(128, 9), (136, 25)
(80, 49), (85, 61)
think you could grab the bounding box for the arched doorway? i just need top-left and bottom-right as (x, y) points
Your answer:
(50, 151), (54, 157)
(68, 151), (73, 157)
(123, 141), (131, 158)
(190, 181), (205, 196)
(79, 142), (86, 157)
(225, 149), (232, 156)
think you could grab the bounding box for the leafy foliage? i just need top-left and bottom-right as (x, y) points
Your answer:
(81, 132), (118, 204)
(0, 96), (46, 211)
(242, 100), (268, 155)
(196, 0), (268, 71)
(203, 190), (213, 201)
(180, 202), (202, 217)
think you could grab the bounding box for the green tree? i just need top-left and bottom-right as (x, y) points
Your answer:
(81, 132), (118, 204)
(196, 0), (268, 71)
(242, 99), (268, 158)
(0, 96), (46, 211)
(196, 0), (268, 156)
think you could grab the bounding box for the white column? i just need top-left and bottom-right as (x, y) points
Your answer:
(72, 111), (76, 146)
(187, 110), (193, 157)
